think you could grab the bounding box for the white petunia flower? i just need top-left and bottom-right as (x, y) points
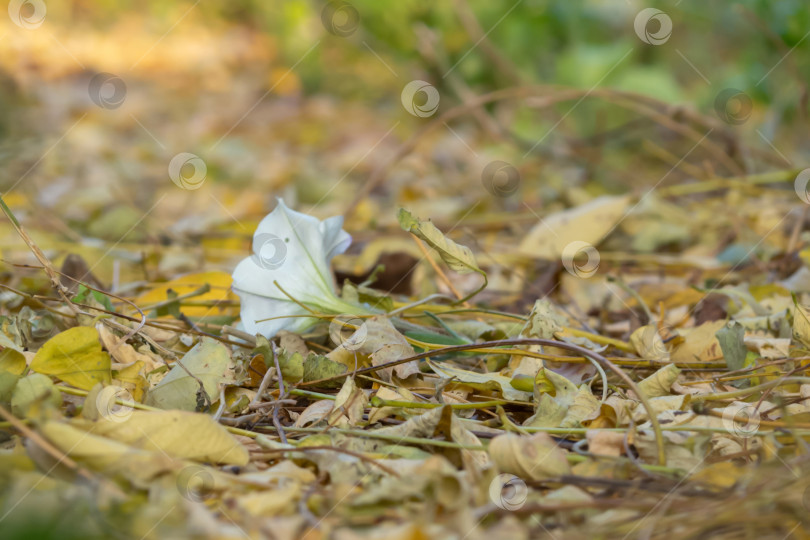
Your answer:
(232, 199), (367, 338)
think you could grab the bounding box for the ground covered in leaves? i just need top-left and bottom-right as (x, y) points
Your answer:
(2, 2), (810, 539)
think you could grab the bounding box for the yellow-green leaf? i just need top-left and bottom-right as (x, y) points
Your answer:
(145, 338), (232, 411)
(398, 208), (484, 276)
(0, 332), (26, 375)
(30, 327), (111, 390)
(75, 409), (249, 465)
(11, 373), (62, 417)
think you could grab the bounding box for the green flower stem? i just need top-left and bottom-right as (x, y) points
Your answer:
(289, 388), (336, 401)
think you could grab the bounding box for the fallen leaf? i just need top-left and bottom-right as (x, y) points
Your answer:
(518, 195), (630, 258)
(637, 364), (681, 398)
(29, 327), (111, 390)
(428, 360), (532, 402)
(489, 432), (571, 481)
(11, 373), (62, 416)
(398, 208), (485, 277)
(145, 337), (232, 410)
(75, 409), (249, 465)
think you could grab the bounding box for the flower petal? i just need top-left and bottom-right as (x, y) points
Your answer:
(232, 199), (353, 337)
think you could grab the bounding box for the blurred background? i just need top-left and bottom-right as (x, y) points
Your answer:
(0, 0), (808, 298)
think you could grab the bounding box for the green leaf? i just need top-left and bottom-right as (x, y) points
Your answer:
(0, 371), (20, 403)
(254, 335), (304, 383)
(405, 330), (468, 347)
(716, 321), (752, 388)
(11, 373), (61, 416)
(303, 353), (347, 388)
(72, 284), (114, 312)
(29, 327), (111, 390)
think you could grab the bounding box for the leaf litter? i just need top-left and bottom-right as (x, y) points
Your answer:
(1, 7), (810, 540)
(5, 186), (810, 539)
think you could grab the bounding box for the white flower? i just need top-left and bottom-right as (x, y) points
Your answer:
(232, 199), (366, 338)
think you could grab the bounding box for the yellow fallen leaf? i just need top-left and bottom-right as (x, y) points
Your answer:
(690, 461), (744, 489)
(637, 364), (681, 398)
(670, 320), (725, 363)
(428, 360), (532, 402)
(489, 432), (570, 481)
(518, 195), (630, 259)
(630, 324), (670, 362)
(29, 327), (111, 390)
(132, 271), (237, 318)
(75, 409), (249, 465)
(328, 376), (367, 427)
(0, 332), (26, 375)
(236, 487), (300, 517)
(793, 303), (810, 348)
(40, 421), (175, 481)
